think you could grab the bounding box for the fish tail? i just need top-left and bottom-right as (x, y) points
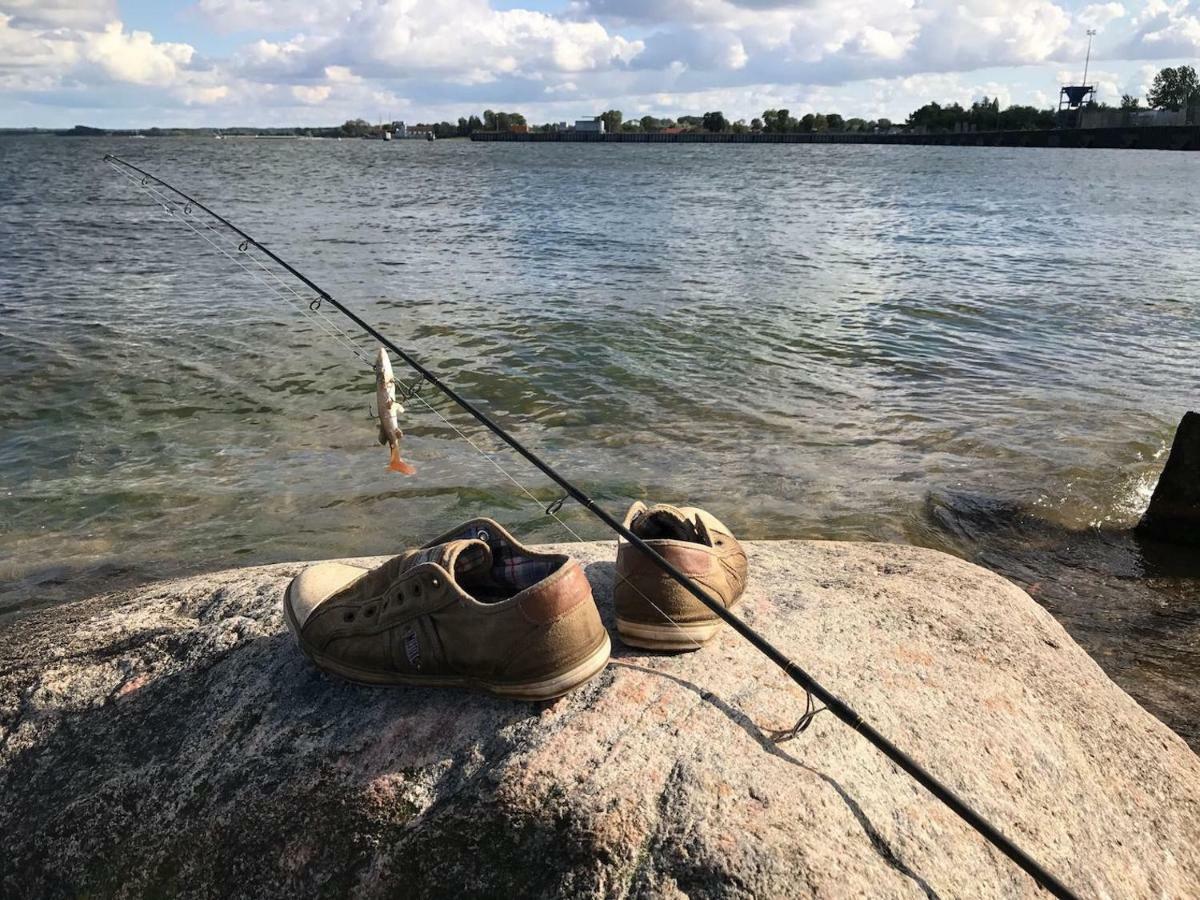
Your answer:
(388, 444), (416, 475)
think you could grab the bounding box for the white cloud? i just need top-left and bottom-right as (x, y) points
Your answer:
(1116, 0), (1200, 57)
(1078, 2), (1127, 30)
(291, 83), (331, 103)
(180, 84), (231, 104)
(1, 0), (116, 30)
(0, 13), (81, 75)
(324, 65), (360, 83)
(82, 22), (194, 85)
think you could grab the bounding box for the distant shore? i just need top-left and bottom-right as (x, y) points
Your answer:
(472, 124), (1200, 151)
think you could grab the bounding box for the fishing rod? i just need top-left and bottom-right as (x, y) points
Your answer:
(104, 154), (1079, 899)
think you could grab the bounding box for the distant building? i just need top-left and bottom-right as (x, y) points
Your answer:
(407, 124), (434, 137)
(390, 120), (407, 138)
(574, 118), (605, 133)
(511, 123), (529, 134)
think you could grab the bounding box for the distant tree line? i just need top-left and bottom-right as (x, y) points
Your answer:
(467, 65), (1199, 137)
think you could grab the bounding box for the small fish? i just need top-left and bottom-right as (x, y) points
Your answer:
(375, 347), (415, 475)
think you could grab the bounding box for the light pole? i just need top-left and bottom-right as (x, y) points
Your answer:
(1081, 29), (1096, 88)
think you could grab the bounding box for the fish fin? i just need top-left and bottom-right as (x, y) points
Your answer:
(388, 444), (416, 475)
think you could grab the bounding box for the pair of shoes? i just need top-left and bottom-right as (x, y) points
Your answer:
(283, 502), (748, 700)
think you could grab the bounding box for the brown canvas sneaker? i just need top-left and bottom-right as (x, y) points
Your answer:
(614, 502), (748, 651)
(283, 518), (610, 700)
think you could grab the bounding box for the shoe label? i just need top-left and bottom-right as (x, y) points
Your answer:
(404, 629), (422, 670)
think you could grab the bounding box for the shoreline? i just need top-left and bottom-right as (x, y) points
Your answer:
(471, 123), (1200, 151)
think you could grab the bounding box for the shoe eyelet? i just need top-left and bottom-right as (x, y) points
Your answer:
(343, 611), (355, 623)
(476, 529), (490, 542)
(365, 607), (376, 617)
(431, 576), (441, 589)
(413, 583), (422, 597)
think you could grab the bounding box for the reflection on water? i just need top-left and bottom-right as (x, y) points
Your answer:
(1, 136), (1197, 742)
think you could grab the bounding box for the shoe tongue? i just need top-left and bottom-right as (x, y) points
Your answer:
(634, 504), (706, 543)
(401, 539), (492, 580)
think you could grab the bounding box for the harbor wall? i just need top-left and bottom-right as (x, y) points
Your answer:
(471, 125), (1200, 151)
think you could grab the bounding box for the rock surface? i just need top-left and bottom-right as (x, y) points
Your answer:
(2, 540), (1198, 899)
(1138, 410), (1200, 545)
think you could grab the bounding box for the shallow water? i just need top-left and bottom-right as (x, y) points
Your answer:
(1, 136), (1197, 739)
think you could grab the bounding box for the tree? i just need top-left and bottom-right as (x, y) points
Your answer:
(799, 113), (816, 132)
(1147, 65), (1199, 110)
(599, 109), (623, 132)
(997, 105), (1055, 131)
(731, 118), (748, 133)
(826, 113), (845, 131)
(750, 117), (763, 131)
(702, 110), (728, 132)
(905, 101), (965, 131)
(1120, 94), (1141, 110)
(812, 113), (829, 132)
(845, 117), (867, 131)
(640, 115), (658, 132)
(970, 96), (1000, 130)
(483, 109), (497, 130)
(876, 117), (892, 130)
(340, 118), (371, 137)
(762, 109), (792, 133)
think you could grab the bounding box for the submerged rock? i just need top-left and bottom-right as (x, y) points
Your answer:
(2, 541), (1198, 898)
(1138, 410), (1200, 545)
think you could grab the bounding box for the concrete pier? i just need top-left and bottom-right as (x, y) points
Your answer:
(471, 125), (1200, 151)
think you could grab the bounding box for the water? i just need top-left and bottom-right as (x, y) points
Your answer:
(2, 136), (1198, 741)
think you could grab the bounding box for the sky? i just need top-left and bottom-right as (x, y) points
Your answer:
(1, 0), (1198, 128)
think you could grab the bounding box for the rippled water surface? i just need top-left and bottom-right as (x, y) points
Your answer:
(2, 136), (1198, 740)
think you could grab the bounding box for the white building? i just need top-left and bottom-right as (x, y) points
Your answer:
(574, 118), (605, 133)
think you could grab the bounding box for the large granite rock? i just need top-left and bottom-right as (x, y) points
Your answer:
(2, 541), (1198, 898)
(1138, 410), (1200, 545)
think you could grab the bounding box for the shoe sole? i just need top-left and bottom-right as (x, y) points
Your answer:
(615, 617), (723, 651)
(615, 590), (745, 651)
(284, 583), (611, 701)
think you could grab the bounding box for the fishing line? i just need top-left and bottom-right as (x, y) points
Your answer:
(103, 155), (1080, 900)
(106, 162), (374, 366)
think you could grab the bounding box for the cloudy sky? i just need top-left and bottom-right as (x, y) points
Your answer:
(2, 0), (1197, 127)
